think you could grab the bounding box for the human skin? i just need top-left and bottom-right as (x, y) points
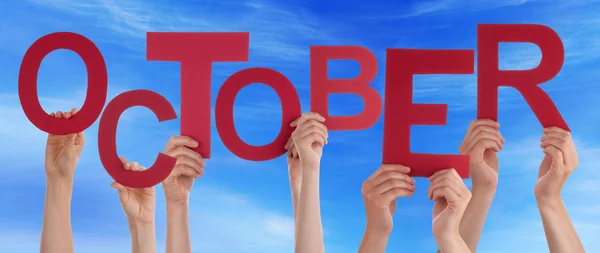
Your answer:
(110, 158), (157, 253)
(40, 109), (83, 253)
(536, 127), (585, 253)
(434, 119), (504, 253)
(358, 164), (416, 253)
(161, 136), (206, 253)
(288, 112), (328, 253)
(428, 169), (472, 253)
(285, 136), (301, 221)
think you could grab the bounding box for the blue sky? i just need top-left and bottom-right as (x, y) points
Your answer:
(0, 0), (599, 252)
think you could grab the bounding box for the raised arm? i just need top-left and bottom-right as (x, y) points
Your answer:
(451, 119), (504, 252)
(285, 137), (302, 221)
(40, 109), (84, 253)
(535, 127), (585, 253)
(110, 158), (157, 253)
(429, 169), (472, 253)
(358, 165), (416, 253)
(161, 136), (206, 253)
(291, 112), (328, 253)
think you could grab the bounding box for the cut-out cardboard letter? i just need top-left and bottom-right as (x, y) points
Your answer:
(310, 46), (381, 130)
(383, 49), (473, 178)
(19, 32), (107, 134)
(477, 24), (569, 130)
(215, 67), (301, 161)
(98, 90), (178, 188)
(147, 32), (250, 158)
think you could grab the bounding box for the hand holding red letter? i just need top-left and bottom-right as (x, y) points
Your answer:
(535, 127), (578, 200)
(459, 119), (504, 190)
(428, 169), (471, 252)
(161, 136), (206, 206)
(45, 108), (85, 180)
(290, 112), (328, 170)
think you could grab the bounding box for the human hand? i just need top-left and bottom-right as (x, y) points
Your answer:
(111, 157), (156, 224)
(535, 127), (578, 201)
(45, 109), (85, 180)
(285, 136), (301, 184)
(428, 169), (471, 241)
(362, 165), (416, 235)
(458, 119), (504, 190)
(162, 136), (205, 206)
(290, 112), (328, 170)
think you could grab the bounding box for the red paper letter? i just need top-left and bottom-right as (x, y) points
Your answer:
(147, 32), (250, 158)
(478, 24), (569, 130)
(383, 49), (473, 178)
(98, 90), (177, 188)
(19, 32), (107, 134)
(215, 67), (301, 161)
(310, 46), (381, 130)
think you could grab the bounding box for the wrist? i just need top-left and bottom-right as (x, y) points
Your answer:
(129, 218), (155, 230)
(300, 162), (320, 173)
(167, 201), (189, 214)
(365, 224), (392, 238)
(435, 232), (462, 250)
(536, 196), (563, 211)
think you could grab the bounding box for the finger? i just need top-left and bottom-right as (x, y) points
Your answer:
(466, 119), (500, 137)
(431, 186), (460, 204)
(364, 171), (415, 193)
(110, 182), (126, 192)
(541, 131), (569, 142)
(296, 128), (328, 144)
(166, 146), (206, 167)
(165, 136), (200, 151)
(467, 126), (505, 146)
(465, 138), (501, 156)
(285, 137), (291, 150)
(297, 132), (326, 148)
(464, 130), (503, 153)
(379, 187), (415, 202)
(49, 112), (55, 117)
(176, 164), (201, 178)
(368, 165), (411, 181)
(291, 145), (299, 158)
(430, 169), (461, 186)
(540, 137), (569, 154)
(542, 127), (570, 136)
(174, 155), (204, 174)
(120, 156), (127, 165)
(296, 120), (328, 140)
(430, 173), (468, 199)
(63, 111), (72, 119)
(372, 177), (416, 194)
(291, 112), (326, 127)
(543, 145), (566, 171)
(56, 111), (63, 119)
(71, 108), (78, 115)
(371, 171), (416, 187)
(428, 168), (454, 183)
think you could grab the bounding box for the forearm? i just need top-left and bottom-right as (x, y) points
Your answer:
(458, 187), (495, 252)
(295, 166), (324, 253)
(41, 177), (74, 253)
(289, 178), (301, 221)
(537, 197), (585, 253)
(166, 203), (192, 253)
(358, 229), (390, 253)
(129, 220), (157, 253)
(436, 234), (471, 253)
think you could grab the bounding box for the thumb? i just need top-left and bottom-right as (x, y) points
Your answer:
(110, 182), (126, 192)
(543, 146), (565, 175)
(67, 133), (77, 142)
